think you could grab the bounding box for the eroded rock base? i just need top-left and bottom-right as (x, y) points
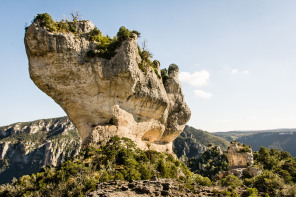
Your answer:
(89, 105), (173, 153)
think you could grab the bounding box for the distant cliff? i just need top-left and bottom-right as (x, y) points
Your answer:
(0, 117), (80, 184)
(173, 125), (230, 163)
(213, 130), (296, 157)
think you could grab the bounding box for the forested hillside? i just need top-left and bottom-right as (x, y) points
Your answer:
(173, 125), (230, 162)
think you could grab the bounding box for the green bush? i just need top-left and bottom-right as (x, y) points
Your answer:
(238, 144), (252, 153)
(152, 60), (160, 68)
(139, 164), (152, 180)
(131, 30), (141, 37)
(87, 26), (140, 60)
(117, 26), (133, 41)
(99, 170), (110, 182)
(168, 64), (179, 74)
(192, 145), (229, 178)
(254, 147), (296, 183)
(153, 68), (161, 79)
(34, 13), (57, 32)
(245, 188), (258, 197)
(251, 170), (284, 196)
(88, 27), (102, 42)
(161, 68), (169, 83)
(33, 13), (77, 33)
(220, 175), (242, 188)
(193, 174), (212, 186)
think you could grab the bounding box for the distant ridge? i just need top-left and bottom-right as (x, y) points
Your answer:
(213, 129), (296, 157)
(215, 128), (296, 133)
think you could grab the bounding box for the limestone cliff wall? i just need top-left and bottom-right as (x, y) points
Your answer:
(0, 117), (80, 184)
(24, 19), (190, 151)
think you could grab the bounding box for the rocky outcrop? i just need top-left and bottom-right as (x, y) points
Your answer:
(24, 19), (190, 151)
(224, 142), (261, 178)
(87, 179), (210, 197)
(226, 142), (253, 169)
(87, 179), (193, 197)
(86, 179), (249, 197)
(0, 117), (80, 184)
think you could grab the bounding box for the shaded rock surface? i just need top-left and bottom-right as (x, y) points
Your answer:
(24, 19), (190, 152)
(173, 125), (229, 163)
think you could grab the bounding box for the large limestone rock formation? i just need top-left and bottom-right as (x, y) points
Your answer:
(24, 19), (190, 152)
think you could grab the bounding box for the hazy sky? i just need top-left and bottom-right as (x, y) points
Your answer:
(1, 0), (296, 132)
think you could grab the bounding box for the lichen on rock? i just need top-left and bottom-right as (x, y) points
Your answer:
(24, 14), (191, 152)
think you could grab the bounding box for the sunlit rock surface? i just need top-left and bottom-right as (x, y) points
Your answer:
(24, 19), (190, 151)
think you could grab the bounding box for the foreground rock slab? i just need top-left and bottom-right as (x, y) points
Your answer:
(86, 179), (197, 197)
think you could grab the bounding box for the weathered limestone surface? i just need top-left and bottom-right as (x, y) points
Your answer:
(24, 20), (190, 151)
(224, 142), (261, 178)
(226, 143), (253, 169)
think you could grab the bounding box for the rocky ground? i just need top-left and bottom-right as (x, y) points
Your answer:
(86, 179), (243, 197)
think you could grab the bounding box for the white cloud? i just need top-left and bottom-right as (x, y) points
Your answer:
(243, 70), (249, 74)
(231, 69), (238, 74)
(179, 70), (210, 87)
(194, 89), (212, 99)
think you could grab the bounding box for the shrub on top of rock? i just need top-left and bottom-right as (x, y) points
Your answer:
(168, 64), (179, 74)
(33, 13), (57, 32)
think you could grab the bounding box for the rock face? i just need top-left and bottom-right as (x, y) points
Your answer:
(24, 19), (190, 151)
(226, 142), (253, 169)
(173, 125), (230, 163)
(0, 117), (80, 184)
(224, 142), (261, 178)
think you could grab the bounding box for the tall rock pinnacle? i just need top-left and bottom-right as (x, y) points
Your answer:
(24, 14), (191, 152)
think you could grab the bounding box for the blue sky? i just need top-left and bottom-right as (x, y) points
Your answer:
(1, 0), (296, 132)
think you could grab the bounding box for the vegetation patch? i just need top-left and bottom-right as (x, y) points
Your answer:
(168, 64), (179, 74)
(137, 46), (161, 79)
(32, 13), (79, 33)
(188, 144), (229, 178)
(87, 26), (140, 60)
(253, 147), (296, 184)
(238, 144), (252, 153)
(0, 136), (210, 196)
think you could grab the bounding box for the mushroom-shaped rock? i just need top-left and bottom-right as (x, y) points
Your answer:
(24, 17), (191, 152)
